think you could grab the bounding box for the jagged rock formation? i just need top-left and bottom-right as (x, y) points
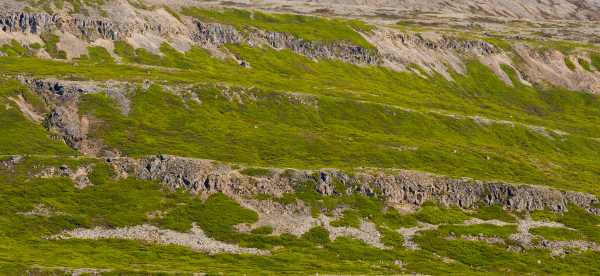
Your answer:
(191, 21), (243, 46)
(0, 11), (184, 41)
(249, 29), (379, 64)
(19, 76), (104, 98)
(3, 5), (599, 93)
(191, 20), (380, 64)
(109, 155), (600, 214)
(0, 10), (379, 65)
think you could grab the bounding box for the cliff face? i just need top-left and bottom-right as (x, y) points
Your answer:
(0, 11), (379, 65)
(109, 155), (600, 214)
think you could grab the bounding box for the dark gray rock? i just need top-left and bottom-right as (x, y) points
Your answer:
(111, 155), (600, 215)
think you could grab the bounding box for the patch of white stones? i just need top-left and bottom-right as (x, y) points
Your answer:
(238, 199), (388, 248)
(397, 222), (439, 249)
(395, 216), (600, 256)
(52, 223), (270, 255)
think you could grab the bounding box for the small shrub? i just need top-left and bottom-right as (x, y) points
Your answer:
(564, 57), (576, 71)
(240, 167), (273, 177)
(251, 226), (273, 235)
(302, 226), (330, 244)
(578, 58), (592, 71)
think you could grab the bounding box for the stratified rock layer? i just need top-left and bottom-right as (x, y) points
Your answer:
(109, 155), (600, 214)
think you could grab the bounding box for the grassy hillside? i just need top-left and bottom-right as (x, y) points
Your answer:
(1, 6), (600, 275)
(1, 157), (600, 275)
(0, 80), (75, 156)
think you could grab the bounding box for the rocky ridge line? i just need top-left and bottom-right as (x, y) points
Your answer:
(0, 11), (379, 65)
(0, 11), (181, 40)
(108, 155), (600, 215)
(191, 20), (380, 65)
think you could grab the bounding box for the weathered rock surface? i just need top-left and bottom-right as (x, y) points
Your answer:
(190, 20), (380, 65)
(238, 199), (387, 248)
(35, 164), (94, 189)
(0, 11), (183, 41)
(191, 21), (243, 46)
(366, 28), (503, 80)
(0, 155), (24, 170)
(249, 29), (379, 64)
(109, 155), (600, 214)
(52, 223), (269, 255)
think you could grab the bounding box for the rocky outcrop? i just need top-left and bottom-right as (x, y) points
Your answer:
(35, 164), (94, 189)
(250, 29), (380, 64)
(19, 76), (103, 98)
(189, 20), (380, 65)
(381, 32), (498, 55)
(0, 155), (24, 170)
(191, 21), (243, 46)
(365, 28), (500, 80)
(109, 155), (600, 215)
(0, 11), (182, 41)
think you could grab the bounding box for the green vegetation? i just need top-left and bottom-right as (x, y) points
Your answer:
(40, 33), (67, 59)
(416, 202), (470, 224)
(0, 40), (30, 57)
(72, 81), (600, 195)
(437, 224), (517, 239)
(0, 80), (75, 155)
(471, 205), (517, 223)
(414, 229), (600, 274)
(83, 46), (115, 64)
(591, 53), (600, 71)
(564, 57), (576, 71)
(302, 226), (331, 244)
(182, 8), (374, 49)
(240, 167), (273, 177)
(2, 9), (600, 273)
(578, 58), (592, 71)
(251, 226), (273, 235)
(158, 192), (258, 241)
(330, 209), (361, 227)
(0, 156), (600, 274)
(530, 227), (583, 241)
(1, 38), (600, 196)
(530, 206), (600, 243)
(530, 210), (560, 222)
(554, 206), (600, 243)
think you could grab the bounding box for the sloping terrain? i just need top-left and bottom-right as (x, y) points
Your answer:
(1, 0), (600, 274)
